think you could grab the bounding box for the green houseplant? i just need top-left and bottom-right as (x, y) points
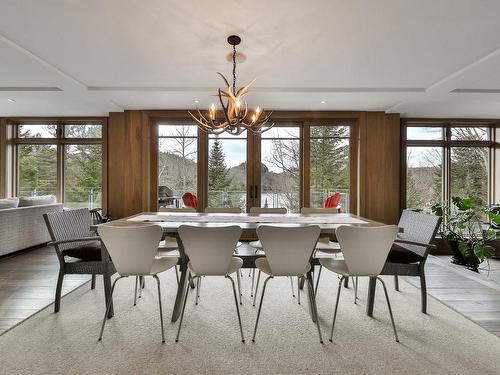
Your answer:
(431, 197), (500, 271)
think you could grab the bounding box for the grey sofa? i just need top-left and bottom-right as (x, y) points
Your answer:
(0, 203), (64, 256)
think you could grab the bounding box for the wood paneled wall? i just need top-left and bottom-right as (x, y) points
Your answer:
(106, 110), (401, 223)
(358, 112), (401, 224)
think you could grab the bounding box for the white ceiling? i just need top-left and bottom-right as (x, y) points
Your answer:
(1, 0), (500, 118)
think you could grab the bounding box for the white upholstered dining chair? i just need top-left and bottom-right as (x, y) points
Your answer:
(97, 223), (178, 343)
(319, 225), (399, 342)
(176, 225), (245, 342)
(252, 225), (323, 343)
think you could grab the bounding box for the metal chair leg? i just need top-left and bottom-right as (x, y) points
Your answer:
(253, 270), (261, 307)
(314, 265), (322, 296)
(250, 269), (255, 297)
(134, 276), (138, 306)
(354, 276), (358, 304)
(54, 270), (64, 313)
(91, 274), (96, 290)
(227, 275), (245, 342)
(377, 277), (399, 342)
(297, 277), (301, 305)
(195, 277), (200, 305)
(252, 276), (272, 342)
(306, 276), (324, 343)
(175, 266), (180, 285)
(329, 276), (345, 342)
(394, 275), (399, 292)
(98, 276), (122, 341)
(175, 275), (192, 342)
(289, 276), (296, 298)
(153, 275), (166, 343)
(420, 271), (427, 314)
(236, 269), (243, 305)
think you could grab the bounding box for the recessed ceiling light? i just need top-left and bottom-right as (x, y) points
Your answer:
(320, 100), (326, 104)
(194, 99), (199, 104)
(7, 98), (16, 103)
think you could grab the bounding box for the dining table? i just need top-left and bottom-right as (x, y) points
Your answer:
(99, 211), (385, 322)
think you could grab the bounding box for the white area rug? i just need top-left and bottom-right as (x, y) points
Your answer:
(0, 268), (499, 375)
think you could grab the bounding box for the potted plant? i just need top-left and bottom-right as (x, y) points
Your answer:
(431, 197), (500, 272)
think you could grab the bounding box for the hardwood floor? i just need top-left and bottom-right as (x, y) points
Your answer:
(405, 256), (500, 338)
(0, 246), (90, 335)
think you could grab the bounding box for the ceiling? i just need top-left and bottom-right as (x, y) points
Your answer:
(1, 0), (500, 118)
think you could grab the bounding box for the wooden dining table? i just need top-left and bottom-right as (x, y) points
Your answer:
(101, 211), (384, 322)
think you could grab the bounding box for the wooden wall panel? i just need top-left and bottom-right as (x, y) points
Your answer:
(359, 112), (401, 224)
(107, 111), (150, 218)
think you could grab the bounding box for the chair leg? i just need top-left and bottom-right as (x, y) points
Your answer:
(175, 275), (192, 342)
(306, 276), (324, 343)
(54, 270), (64, 313)
(252, 276), (272, 342)
(153, 275), (166, 343)
(297, 277), (301, 305)
(420, 271), (427, 314)
(98, 276), (122, 341)
(236, 271), (243, 305)
(289, 276), (296, 298)
(226, 275), (245, 342)
(394, 275), (399, 292)
(253, 270), (261, 307)
(314, 265), (322, 296)
(354, 277), (359, 304)
(329, 276), (345, 342)
(91, 274), (96, 290)
(175, 266), (180, 285)
(250, 269), (255, 297)
(134, 276), (139, 306)
(195, 277), (200, 305)
(377, 277), (399, 342)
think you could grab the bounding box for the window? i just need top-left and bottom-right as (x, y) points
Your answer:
(157, 124), (198, 208)
(403, 121), (495, 212)
(261, 125), (300, 212)
(310, 123), (350, 211)
(208, 132), (247, 210)
(13, 121), (104, 209)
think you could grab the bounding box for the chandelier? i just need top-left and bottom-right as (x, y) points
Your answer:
(188, 35), (274, 135)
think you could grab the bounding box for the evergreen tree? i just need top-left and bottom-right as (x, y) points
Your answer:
(208, 139), (233, 206)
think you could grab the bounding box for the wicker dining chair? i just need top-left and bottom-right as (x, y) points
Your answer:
(43, 208), (116, 313)
(381, 209), (442, 314)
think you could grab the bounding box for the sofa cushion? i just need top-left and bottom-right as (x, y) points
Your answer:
(0, 197), (19, 209)
(18, 195), (56, 207)
(386, 243), (424, 264)
(62, 241), (102, 261)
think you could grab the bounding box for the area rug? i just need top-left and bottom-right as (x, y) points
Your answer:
(0, 268), (499, 375)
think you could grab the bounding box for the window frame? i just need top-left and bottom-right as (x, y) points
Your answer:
(401, 119), (498, 211)
(10, 118), (106, 208)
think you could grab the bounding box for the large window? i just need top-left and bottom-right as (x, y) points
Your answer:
(208, 132), (247, 210)
(157, 124), (198, 208)
(310, 123), (350, 211)
(261, 125), (300, 212)
(404, 122), (495, 212)
(14, 121), (104, 208)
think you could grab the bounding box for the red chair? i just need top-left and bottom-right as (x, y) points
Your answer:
(182, 192), (198, 209)
(324, 192), (342, 213)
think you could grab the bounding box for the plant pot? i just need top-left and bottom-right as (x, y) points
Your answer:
(448, 240), (479, 272)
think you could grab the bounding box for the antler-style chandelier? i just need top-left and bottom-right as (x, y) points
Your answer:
(188, 35), (274, 135)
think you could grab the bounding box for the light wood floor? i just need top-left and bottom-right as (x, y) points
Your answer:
(0, 246), (90, 335)
(406, 256), (500, 338)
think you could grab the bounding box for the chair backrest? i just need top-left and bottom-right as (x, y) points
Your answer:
(324, 193), (341, 208)
(257, 225), (320, 276)
(178, 225), (242, 276)
(182, 192), (197, 209)
(397, 209), (442, 257)
(44, 208), (93, 252)
(98, 223), (163, 276)
(249, 207), (287, 214)
(204, 207), (242, 213)
(159, 207), (196, 212)
(336, 225), (398, 276)
(301, 207), (339, 214)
